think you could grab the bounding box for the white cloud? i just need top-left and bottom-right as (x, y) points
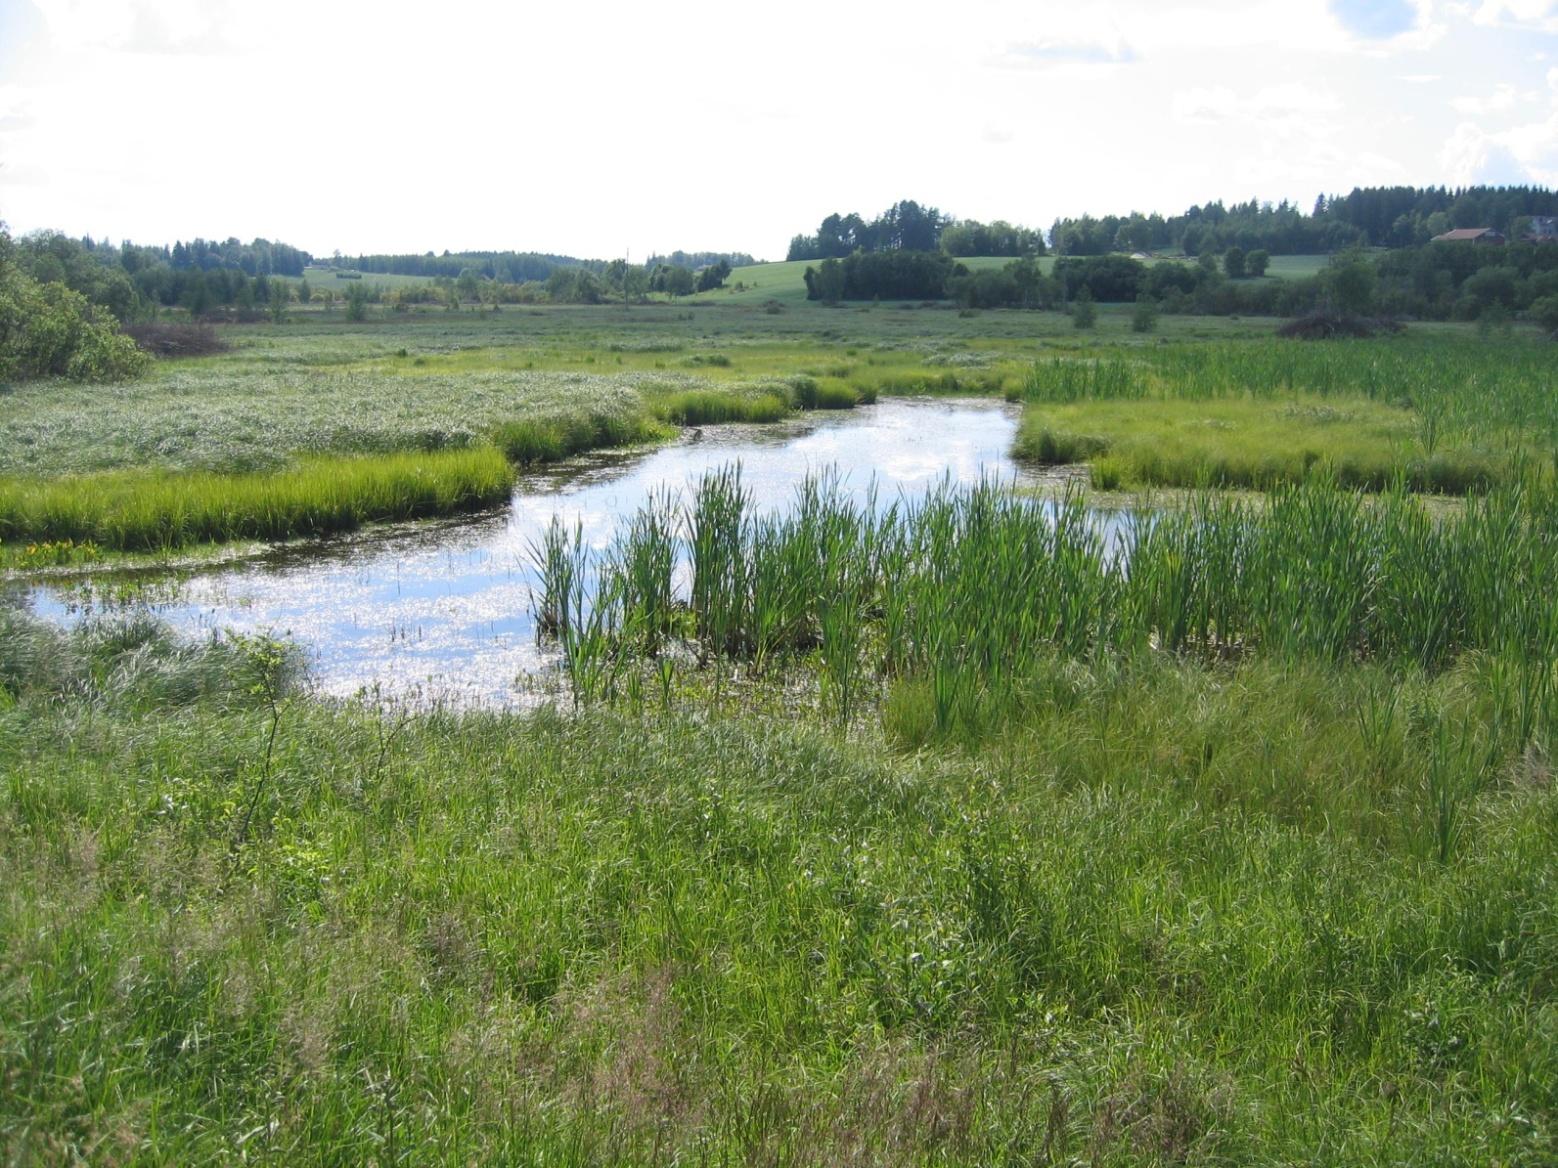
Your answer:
(1451, 82), (1519, 111)
(1174, 82), (1343, 124)
(992, 38), (1136, 68)
(1471, 0), (1558, 30)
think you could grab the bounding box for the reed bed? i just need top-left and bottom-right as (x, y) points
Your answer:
(0, 447), (515, 551)
(1014, 397), (1506, 494)
(1014, 339), (1558, 465)
(1012, 341), (1558, 494)
(537, 468), (1558, 735)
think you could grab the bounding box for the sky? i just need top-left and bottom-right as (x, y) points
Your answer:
(0, 0), (1555, 261)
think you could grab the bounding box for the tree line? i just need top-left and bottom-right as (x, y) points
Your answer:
(803, 240), (1558, 329)
(345, 249), (754, 285)
(1048, 185), (1558, 257)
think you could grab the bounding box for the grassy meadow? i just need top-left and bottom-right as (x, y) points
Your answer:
(3, 291), (1558, 1162)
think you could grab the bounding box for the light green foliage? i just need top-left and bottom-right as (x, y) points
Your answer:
(573, 469), (1558, 688)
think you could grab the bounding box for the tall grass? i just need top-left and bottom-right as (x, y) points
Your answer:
(1014, 397), (1505, 494)
(2, 610), (1555, 1163)
(1012, 340), (1558, 491)
(0, 447), (515, 551)
(541, 467), (1558, 738)
(653, 390), (789, 426)
(491, 409), (670, 466)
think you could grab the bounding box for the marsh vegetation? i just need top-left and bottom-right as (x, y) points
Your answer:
(3, 293), (1557, 1164)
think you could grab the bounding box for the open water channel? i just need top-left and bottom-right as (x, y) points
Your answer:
(19, 398), (1098, 707)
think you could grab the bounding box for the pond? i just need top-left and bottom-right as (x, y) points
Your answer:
(20, 398), (1087, 707)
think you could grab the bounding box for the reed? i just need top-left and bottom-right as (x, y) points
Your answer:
(545, 468), (1558, 754)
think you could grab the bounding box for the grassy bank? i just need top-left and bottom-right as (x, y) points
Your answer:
(1014, 395), (1504, 492)
(1, 611), (1554, 1163)
(0, 447), (515, 551)
(1011, 339), (1555, 491)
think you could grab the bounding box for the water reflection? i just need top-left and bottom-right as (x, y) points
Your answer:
(24, 399), (1061, 707)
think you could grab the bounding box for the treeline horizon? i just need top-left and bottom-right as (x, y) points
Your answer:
(786, 185), (1558, 264)
(17, 182), (1556, 293)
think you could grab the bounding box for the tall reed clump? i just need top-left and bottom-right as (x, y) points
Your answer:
(528, 516), (623, 707)
(0, 447), (515, 551)
(540, 464), (1558, 753)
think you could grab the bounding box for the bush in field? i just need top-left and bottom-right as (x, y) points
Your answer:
(1071, 290), (1097, 329)
(123, 321), (231, 358)
(1529, 293), (1558, 336)
(1131, 295), (1159, 333)
(344, 280), (371, 322)
(1277, 311), (1403, 339)
(0, 235), (149, 381)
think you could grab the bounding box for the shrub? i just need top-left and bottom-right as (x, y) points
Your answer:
(0, 264), (149, 382)
(123, 321), (231, 358)
(1277, 312), (1404, 340)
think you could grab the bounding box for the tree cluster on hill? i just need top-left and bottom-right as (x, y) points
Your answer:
(803, 251), (957, 302)
(940, 220), (1046, 257)
(1317, 186), (1557, 247)
(165, 237), (311, 276)
(645, 250), (755, 272)
(343, 249), (754, 286)
(347, 250), (596, 284)
(787, 201), (952, 261)
(1049, 186), (1558, 257)
(1376, 239), (1558, 321)
(800, 236), (1558, 330)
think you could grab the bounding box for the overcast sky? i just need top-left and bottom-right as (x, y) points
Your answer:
(1, 0), (1554, 260)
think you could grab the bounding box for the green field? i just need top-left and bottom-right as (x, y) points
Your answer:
(4, 298), (1558, 1162)
(289, 265), (440, 291)
(694, 252), (1334, 307)
(275, 252), (1333, 311)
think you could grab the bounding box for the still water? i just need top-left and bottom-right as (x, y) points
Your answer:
(24, 399), (1068, 707)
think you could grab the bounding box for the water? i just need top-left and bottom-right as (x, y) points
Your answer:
(21, 399), (1069, 707)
